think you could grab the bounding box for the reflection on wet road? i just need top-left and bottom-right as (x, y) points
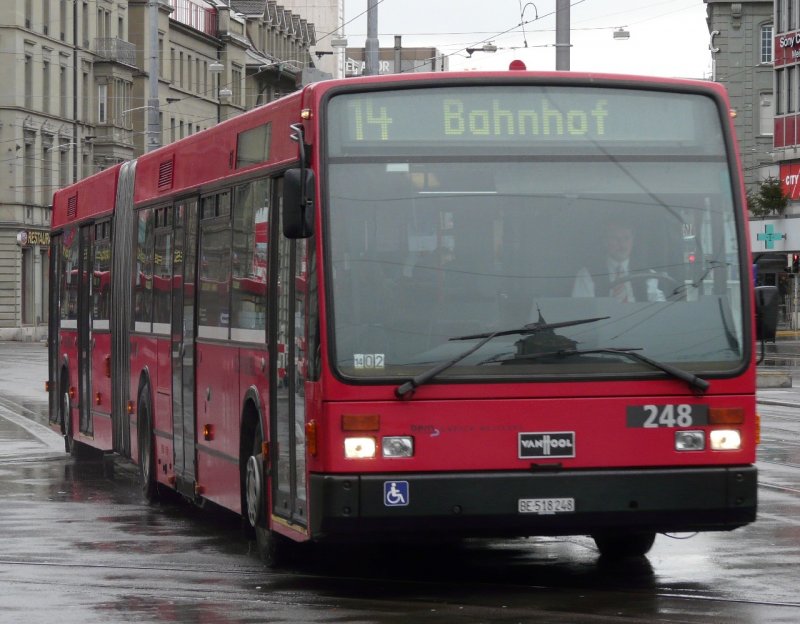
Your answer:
(1, 343), (800, 623)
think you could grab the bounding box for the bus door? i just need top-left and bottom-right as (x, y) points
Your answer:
(271, 177), (308, 526)
(48, 235), (61, 429)
(77, 225), (93, 435)
(171, 198), (199, 495)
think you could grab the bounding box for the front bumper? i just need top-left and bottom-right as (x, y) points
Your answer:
(309, 466), (756, 540)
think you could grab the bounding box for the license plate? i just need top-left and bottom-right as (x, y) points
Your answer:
(518, 497), (575, 515)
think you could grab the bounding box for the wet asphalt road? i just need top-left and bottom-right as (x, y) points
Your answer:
(1, 342), (800, 623)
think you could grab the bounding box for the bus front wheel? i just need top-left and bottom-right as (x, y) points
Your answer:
(244, 428), (288, 567)
(592, 532), (656, 559)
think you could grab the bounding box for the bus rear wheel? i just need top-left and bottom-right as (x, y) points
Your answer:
(592, 532), (656, 559)
(244, 428), (287, 567)
(59, 371), (76, 455)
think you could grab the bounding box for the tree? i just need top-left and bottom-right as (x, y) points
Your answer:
(749, 176), (789, 218)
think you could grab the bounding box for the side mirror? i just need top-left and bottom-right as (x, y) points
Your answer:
(754, 285), (779, 343)
(282, 168), (315, 239)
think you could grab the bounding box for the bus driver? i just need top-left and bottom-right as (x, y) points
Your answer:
(571, 221), (665, 303)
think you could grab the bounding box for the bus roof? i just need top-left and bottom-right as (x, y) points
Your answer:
(51, 163), (122, 230)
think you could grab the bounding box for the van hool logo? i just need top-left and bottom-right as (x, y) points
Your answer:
(519, 432), (575, 458)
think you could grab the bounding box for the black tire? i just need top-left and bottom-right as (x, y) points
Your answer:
(593, 532), (656, 559)
(137, 385), (159, 502)
(61, 389), (75, 454)
(59, 370), (75, 455)
(243, 424), (288, 567)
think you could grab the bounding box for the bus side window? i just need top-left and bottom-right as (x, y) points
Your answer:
(133, 209), (154, 333)
(198, 193), (232, 338)
(61, 228), (80, 321)
(152, 207), (173, 332)
(92, 221), (112, 325)
(231, 179), (270, 335)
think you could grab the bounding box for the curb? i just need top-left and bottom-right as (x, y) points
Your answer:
(757, 398), (800, 408)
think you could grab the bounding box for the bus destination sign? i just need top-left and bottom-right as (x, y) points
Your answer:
(327, 86), (717, 153)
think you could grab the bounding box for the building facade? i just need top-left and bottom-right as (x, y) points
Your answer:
(0, 0), (321, 340)
(344, 43), (449, 77)
(706, 0), (776, 190)
(705, 1), (800, 317)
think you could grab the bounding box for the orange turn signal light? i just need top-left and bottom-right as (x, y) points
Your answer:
(68, 386), (76, 399)
(127, 400), (135, 414)
(203, 424), (214, 441)
(95, 392), (102, 405)
(306, 420), (318, 456)
(341, 413), (380, 431)
(709, 407), (744, 425)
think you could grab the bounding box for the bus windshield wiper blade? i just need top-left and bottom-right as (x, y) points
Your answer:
(506, 347), (710, 393)
(394, 316), (609, 400)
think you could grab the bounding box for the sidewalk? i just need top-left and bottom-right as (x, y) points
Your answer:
(757, 386), (800, 408)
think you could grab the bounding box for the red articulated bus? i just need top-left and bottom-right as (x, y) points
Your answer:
(48, 70), (779, 562)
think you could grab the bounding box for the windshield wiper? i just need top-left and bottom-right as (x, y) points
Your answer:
(496, 347), (709, 393)
(394, 315), (609, 400)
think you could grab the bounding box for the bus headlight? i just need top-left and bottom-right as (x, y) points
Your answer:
(382, 436), (414, 458)
(710, 429), (741, 451)
(675, 430), (705, 451)
(344, 437), (376, 459)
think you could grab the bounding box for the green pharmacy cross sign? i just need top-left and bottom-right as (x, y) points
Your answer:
(756, 224), (786, 250)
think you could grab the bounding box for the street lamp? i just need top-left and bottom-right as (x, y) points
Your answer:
(613, 27), (630, 40)
(465, 43), (498, 57)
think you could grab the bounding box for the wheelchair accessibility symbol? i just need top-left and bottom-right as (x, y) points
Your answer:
(383, 480), (409, 507)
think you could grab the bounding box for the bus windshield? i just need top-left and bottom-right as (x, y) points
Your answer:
(325, 85), (745, 381)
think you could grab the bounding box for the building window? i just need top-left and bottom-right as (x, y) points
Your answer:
(760, 93), (774, 136)
(42, 60), (50, 114)
(42, 135), (54, 204)
(25, 54), (33, 109)
(232, 64), (242, 106)
(82, 71), (89, 121)
(82, 1), (89, 47)
(777, 68), (785, 116)
(42, 0), (50, 35)
(98, 83), (108, 123)
(60, 65), (68, 116)
(788, 67), (795, 114)
(59, 140), (70, 187)
(60, 0), (66, 40)
(761, 24), (774, 64)
(23, 132), (36, 205)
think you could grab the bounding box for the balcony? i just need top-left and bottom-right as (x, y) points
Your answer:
(170, 0), (218, 37)
(94, 38), (137, 68)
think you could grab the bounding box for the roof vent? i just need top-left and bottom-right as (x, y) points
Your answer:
(158, 158), (174, 190)
(67, 194), (77, 219)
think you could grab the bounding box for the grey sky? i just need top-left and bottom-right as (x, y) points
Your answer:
(342, 0), (711, 78)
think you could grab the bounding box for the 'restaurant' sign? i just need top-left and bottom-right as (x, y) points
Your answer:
(16, 230), (50, 247)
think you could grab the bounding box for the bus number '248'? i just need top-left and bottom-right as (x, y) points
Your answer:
(627, 404), (709, 428)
